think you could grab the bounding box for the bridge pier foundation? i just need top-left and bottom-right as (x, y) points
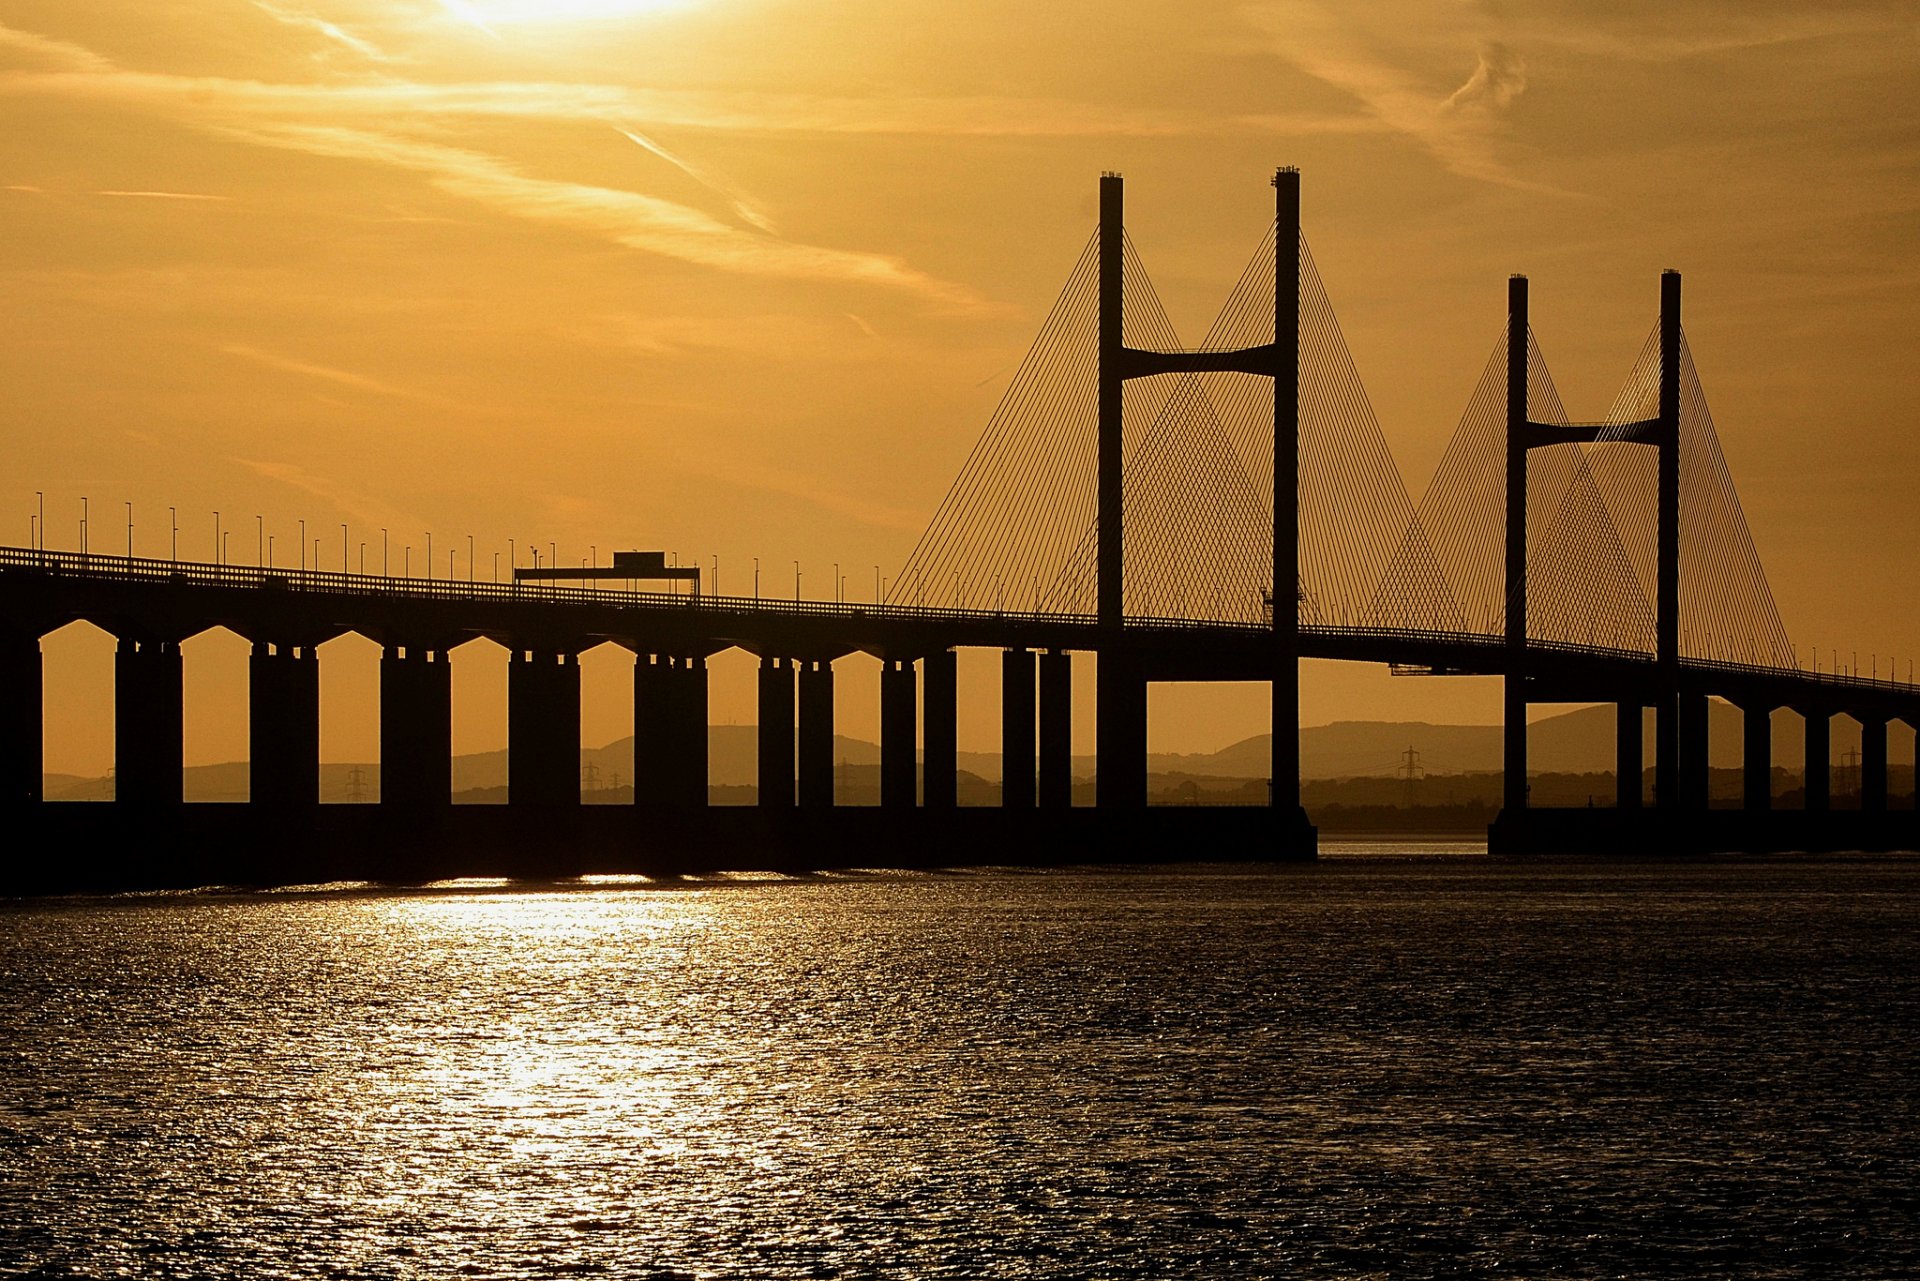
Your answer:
(922, 649), (956, 809)
(1002, 649), (1035, 808)
(381, 646), (451, 807)
(115, 638), (183, 807)
(756, 657), (794, 808)
(1742, 703), (1773, 812)
(1862, 715), (1888, 812)
(1679, 691), (1711, 810)
(1617, 701), (1642, 809)
(1096, 657), (1146, 808)
(509, 649), (581, 807)
(1039, 650), (1072, 809)
(1804, 709), (1830, 812)
(0, 632), (41, 805)
(880, 659), (916, 808)
(250, 643), (318, 809)
(637, 655), (707, 809)
(798, 660), (835, 807)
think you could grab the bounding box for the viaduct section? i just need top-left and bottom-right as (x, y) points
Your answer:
(2, 171), (1915, 888)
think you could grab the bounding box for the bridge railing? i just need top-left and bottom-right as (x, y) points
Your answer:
(0, 545), (1095, 629)
(6, 546), (1912, 695)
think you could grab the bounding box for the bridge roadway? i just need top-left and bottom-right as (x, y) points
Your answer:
(3, 545), (1918, 887)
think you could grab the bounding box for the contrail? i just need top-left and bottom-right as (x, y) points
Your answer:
(615, 125), (776, 234)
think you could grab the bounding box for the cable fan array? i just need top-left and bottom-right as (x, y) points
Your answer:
(891, 215), (1796, 672)
(1410, 323), (1795, 664)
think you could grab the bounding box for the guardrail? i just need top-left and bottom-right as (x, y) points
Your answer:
(4, 545), (1913, 696)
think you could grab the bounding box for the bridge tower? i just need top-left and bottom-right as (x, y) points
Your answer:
(1500, 270), (1685, 824)
(1092, 171), (1312, 845)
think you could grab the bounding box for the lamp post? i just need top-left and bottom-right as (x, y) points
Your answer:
(35, 491), (42, 551)
(80, 497), (88, 557)
(794, 560), (800, 602)
(753, 556), (759, 600)
(211, 509), (218, 564)
(299, 519), (306, 572)
(256, 515), (263, 567)
(125, 502), (132, 558)
(269, 534), (275, 568)
(833, 562), (839, 604)
(426, 532), (432, 580)
(359, 542), (366, 575)
(382, 528), (388, 577)
(169, 506), (177, 562)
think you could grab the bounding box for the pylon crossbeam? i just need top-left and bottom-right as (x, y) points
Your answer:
(1120, 344), (1279, 380)
(1522, 418), (1664, 449)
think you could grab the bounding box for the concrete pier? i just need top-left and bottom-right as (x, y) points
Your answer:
(509, 648), (581, 807)
(1001, 648), (1034, 808)
(1039, 649), (1072, 809)
(880, 659), (916, 808)
(756, 656), (794, 808)
(381, 645), (451, 807)
(115, 637), (182, 807)
(250, 642), (318, 809)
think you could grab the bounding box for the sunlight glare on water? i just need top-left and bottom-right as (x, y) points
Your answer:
(3, 862), (1917, 1278)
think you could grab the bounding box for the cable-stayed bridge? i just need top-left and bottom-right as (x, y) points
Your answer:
(1, 171), (1913, 887)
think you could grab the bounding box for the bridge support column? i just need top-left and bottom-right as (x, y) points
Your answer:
(755, 657), (794, 808)
(1096, 657), (1147, 808)
(1679, 691), (1711, 810)
(510, 649), (581, 807)
(637, 655), (707, 808)
(880, 659), (916, 809)
(0, 632), (42, 805)
(1504, 680), (1528, 812)
(115, 638), (182, 807)
(1002, 648), (1035, 808)
(922, 649), (956, 809)
(1803, 709), (1830, 812)
(1862, 715), (1888, 812)
(798, 660), (835, 808)
(1742, 703), (1773, 812)
(250, 643), (318, 809)
(1039, 650), (1072, 809)
(1616, 702), (1641, 809)
(381, 646), (451, 807)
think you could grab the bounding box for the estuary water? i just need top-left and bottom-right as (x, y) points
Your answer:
(2, 859), (1916, 1279)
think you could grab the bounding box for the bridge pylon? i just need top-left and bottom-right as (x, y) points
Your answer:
(1495, 269), (1691, 845)
(1092, 170), (1313, 851)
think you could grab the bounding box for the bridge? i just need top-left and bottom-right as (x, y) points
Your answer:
(3, 170), (1916, 888)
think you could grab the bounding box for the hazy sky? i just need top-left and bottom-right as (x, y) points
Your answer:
(4, 2), (1917, 773)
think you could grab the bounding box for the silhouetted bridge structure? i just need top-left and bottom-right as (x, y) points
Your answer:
(4, 171), (1915, 888)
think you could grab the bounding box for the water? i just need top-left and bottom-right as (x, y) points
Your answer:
(3, 859), (1917, 1279)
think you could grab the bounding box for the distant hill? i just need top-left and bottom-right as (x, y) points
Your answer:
(44, 702), (1901, 802)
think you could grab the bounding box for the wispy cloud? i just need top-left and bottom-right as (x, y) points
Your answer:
(96, 189), (231, 201)
(0, 21), (997, 305)
(1240, 3), (1544, 190)
(222, 342), (445, 404)
(228, 122), (975, 302)
(615, 126), (775, 234)
(230, 456), (397, 532)
(250, 2), (391, 62)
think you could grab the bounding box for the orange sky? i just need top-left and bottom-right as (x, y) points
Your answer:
(4, 2), (1918, 775)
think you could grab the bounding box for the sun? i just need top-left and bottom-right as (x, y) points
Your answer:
(439, 0), (694, 28)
